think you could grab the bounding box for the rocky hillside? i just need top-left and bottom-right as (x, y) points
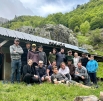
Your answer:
(16, 24), (78, 46)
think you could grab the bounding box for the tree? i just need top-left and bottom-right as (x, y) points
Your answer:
(69, 15), (82, 31)
(74, 26), (80, 32)
(80, 21), (90, 35)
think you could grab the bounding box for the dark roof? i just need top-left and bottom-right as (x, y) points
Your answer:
(0, 27), (88, 53)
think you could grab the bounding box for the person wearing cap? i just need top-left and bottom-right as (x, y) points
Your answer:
(48, 48), (57, 65)
(56, 48), (65, 68)
(27, 44), (39, 68)
(21, 41), (31, 75)
(36, 61), (50, 83)
(80, 53), (89, 67)
(23, 59), (39, 84)
(38, 45), (47, 66)
(65, 50), (74, 64)
(86, 55), (98, 87)
(10, 38), (23, 83)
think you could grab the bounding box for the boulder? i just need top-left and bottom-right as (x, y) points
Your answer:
(16, 24), (78, 46)
(74, 95), (99, 101)
(82, 44), (94, 52)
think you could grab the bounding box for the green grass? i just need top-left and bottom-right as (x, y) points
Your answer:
(97, 62), (103, 78)
(77, 34), (103, 56)
(0, 82), (103, 101)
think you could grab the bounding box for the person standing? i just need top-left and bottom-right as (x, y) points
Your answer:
(21, 41), (31, 74)
(56, 48), (65, 68)
(74, 62), (88, 85)
(38, 45), (47, 67)
(23, 59), (39, 85)
(65, 50), (74, 64)
(27, 44), (39, 68)
(67, 60), (76, 80)
(48, 48), (57, 65)
(80, 53), (89, 67)
(86, 55), (98, 87)
(73, 52), (80, 67)
(10, 38), (23, 83)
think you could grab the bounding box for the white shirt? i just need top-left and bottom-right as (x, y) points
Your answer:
(73, 57), (80, 67)
(59, 66), (70, 75)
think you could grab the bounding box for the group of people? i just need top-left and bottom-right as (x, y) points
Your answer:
(9, 38), (98, 87)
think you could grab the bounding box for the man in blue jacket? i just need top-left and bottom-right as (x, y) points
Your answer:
(86, 55), (98, 87)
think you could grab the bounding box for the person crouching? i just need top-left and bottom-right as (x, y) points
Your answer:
(51, 66), (68, 84)
(36, 61), (50, 83)
(23, 59), (39, 84)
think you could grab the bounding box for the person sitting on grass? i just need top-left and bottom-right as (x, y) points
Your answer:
(36, 61), (50, 83)
(23, 59), (39, 85)
(74, 62), (88, 85)
(51, 66), (68, 84)
(59, 62), (71, 80)
(67, 60), (76, 80)
(47, 61), (56, 77)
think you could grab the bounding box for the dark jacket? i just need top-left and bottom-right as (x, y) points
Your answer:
(68, 64), (75, 76)
(56, 52), (65, 67)
(27, 51), (39, 64)
(36, 67), (47, 83)
(36, 67), (47, 78)
(39, 51), (47, 65)
(23, 65), (37, 77)
(80, 57), (88, 67)
(65, 55), (74, 64)
(48, 53), (56, 64)
(21, 48), (31, 62)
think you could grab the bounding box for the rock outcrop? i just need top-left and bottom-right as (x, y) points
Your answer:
(16, 24), (78, 46)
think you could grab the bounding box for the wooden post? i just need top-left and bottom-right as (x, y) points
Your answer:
(100, 92), (103, 101)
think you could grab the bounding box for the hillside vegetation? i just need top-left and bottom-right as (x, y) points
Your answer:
(1, 0), (103, 56)
(1, 0), (103, 31)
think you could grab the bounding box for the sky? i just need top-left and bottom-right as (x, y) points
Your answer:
(0, 0), (89, 19)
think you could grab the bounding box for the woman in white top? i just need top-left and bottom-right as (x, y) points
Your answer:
(59, 62), (71, 80)
(73, 52), (80, 67)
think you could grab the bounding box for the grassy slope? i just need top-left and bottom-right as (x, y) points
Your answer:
(0, 82), (103, 101)
(77, 34), (103, 56)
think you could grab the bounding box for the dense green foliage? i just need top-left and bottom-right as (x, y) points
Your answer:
(1, 0), (103, 31)
(1, 16), (44, 29)
(80, 21), (90, 35)
(0, 82), (103, 101)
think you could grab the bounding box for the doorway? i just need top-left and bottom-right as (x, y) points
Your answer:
(0, 53), (4, 80)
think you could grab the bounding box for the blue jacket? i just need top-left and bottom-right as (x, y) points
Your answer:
(86, 60), (98, 73)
